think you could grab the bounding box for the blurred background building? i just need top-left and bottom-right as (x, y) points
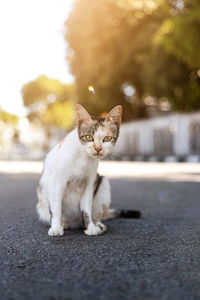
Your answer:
(0, 0), (200, 161)
(114, 111), (200, 162)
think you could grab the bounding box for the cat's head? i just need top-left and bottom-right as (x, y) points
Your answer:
(76, 104), (122, 159)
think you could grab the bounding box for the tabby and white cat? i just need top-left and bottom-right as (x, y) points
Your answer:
(37, 104), (140, 236)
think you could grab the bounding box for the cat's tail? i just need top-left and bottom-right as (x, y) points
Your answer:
(36, 184), (51, 224)
(102, 208), (141, 221)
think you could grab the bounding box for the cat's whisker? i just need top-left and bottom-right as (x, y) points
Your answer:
(105, 153), (117, 160)
(111, 150), (135, 156)
(108, 152), (123, 161)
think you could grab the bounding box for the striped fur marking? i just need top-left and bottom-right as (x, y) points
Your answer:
(93, 174), (103, 197)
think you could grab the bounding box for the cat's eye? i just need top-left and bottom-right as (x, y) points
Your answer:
(85, 135), (94, 142)
(103, 136), (112, 143)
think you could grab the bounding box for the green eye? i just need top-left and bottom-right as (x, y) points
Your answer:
(85, 135), (94, 142)
(103, 136), (112, 143)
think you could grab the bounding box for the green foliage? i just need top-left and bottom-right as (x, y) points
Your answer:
(144, 46), (200, 111)
(0, 107), (19, 126)
(66, 0), (164, 120)
(147, 0), (200, 111)
(156, 0), (200, 68)
(173, 80), (200, 111)
(22, 75), (74, 105)
(66, 0), (200, 117)
(42, 101), (75, 128)
(21, 76), (75, 129)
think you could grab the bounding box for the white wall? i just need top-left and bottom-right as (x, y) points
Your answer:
(114, 112), (200, 158)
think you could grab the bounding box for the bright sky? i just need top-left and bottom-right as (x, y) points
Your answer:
(0, 0), (74, 116)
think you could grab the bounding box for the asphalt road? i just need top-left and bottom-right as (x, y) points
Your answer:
(0, 170), (200, 300)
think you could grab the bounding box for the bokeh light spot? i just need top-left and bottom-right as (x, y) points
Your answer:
(88, 86), (95, 94)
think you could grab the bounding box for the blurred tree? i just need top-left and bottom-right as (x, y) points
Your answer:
(66, 0), (165, 120)
(157, 0), (200, 69)
(66, 0), (200, 117)
(146, 0), (200, 112)
(21, 76), (75, 129)
(143, 46), (200, 112)
(0, 107), (18, 125)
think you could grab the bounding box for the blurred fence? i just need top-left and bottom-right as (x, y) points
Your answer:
(0, 118), (68, 160)
(1, 112), (200, 162)
(114, 112), (200, 162)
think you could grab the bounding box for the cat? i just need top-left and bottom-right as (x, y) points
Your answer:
(37, 104), (140, 236)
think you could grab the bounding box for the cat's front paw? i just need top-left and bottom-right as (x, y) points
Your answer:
(97, 221), (107, 233)
(48, 226), (64, 237)
(84, 223), (103, 236)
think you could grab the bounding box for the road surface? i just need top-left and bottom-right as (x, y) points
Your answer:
(0, 161), (200, 300)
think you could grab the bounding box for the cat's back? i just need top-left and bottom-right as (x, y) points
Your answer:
(42, 129), (79, 177)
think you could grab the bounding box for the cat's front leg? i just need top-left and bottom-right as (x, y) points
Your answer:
(81, 183), (104, 236)
(48, 182), (65, 237)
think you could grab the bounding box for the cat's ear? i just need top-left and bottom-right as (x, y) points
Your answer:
(105, 105), (122, 125)
(76, 104), (92, 123)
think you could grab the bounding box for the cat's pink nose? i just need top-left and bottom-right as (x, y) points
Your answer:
(95, 147), (102, 153)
